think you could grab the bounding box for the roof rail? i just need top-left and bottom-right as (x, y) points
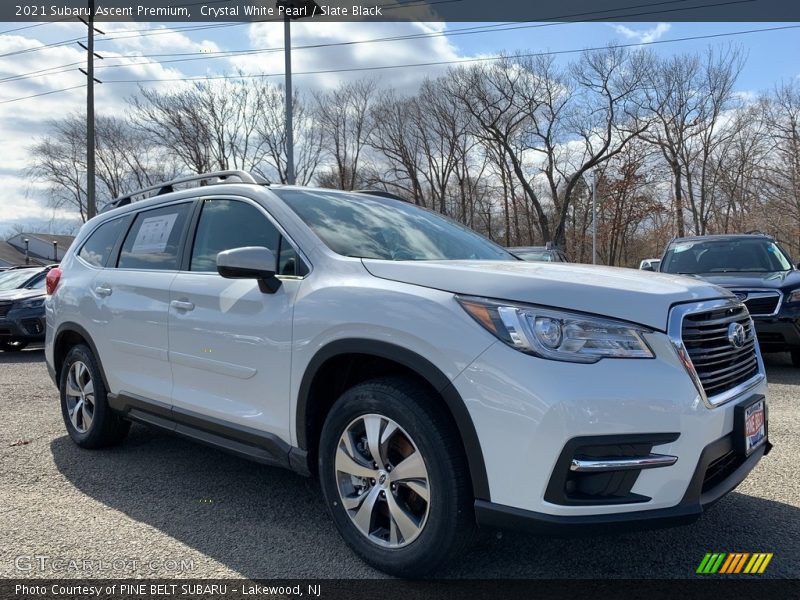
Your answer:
(101, 170), (263, 213)
(744, 229), (772, 237)
(353, 189), (410, 203)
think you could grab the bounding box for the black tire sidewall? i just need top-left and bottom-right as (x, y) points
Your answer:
(319, 380), (472, 577)
(59, 345), (119, 447)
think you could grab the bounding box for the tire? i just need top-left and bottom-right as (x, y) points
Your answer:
(59, 344), (130, 448)
(319, 376), (475, 577)
(0, 340), (28, 352)
(792, 350), (800, 368)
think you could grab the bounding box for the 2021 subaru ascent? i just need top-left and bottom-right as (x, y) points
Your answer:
(45, 171), (770, 576)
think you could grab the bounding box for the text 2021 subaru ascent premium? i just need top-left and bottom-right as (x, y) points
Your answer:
(45, 171), (770, 576)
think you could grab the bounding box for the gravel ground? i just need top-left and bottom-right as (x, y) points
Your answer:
(0, 348), (797, 579)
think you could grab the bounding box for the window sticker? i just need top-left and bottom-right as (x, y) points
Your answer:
(131, 213), (178, 254)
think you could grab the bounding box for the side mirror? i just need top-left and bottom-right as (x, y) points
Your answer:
(641, 264), (654, 271)
(217, 246), (281, 293)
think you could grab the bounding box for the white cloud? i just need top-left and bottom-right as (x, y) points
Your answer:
(229, 20), (459, 91)
(612, 22), (671, 45)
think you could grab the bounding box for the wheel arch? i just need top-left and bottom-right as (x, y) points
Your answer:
(53, 322), (110, 393)
(296, 338), (490, 500)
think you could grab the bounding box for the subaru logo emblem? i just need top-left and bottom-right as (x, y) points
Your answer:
(727, 322), (746, 348)
(734, 291), (747, 301)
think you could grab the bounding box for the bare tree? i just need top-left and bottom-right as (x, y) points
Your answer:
(641, 46), (744, 236)
(28, 114), (172, 221)
(256, 85), (323, 185)
(761, 81), (800, 254)
(130, 77), (272, 174)
(314, 79), (378, 190)
(446, 47), (649, 247)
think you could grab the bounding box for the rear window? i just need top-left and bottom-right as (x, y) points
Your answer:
(118, 203), (191, 270)
(79, 217), (127, 268)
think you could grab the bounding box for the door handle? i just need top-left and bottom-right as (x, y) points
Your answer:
(170, 300), (195, 312)
(94, 285), (112, 297)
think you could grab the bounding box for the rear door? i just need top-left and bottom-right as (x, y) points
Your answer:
(97, 201), (194, 404)
(168, 196), (306, 442)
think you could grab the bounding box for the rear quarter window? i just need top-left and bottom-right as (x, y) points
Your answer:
(78, 217), (127, 268)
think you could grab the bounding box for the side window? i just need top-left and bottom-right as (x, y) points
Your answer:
(78, 217), (126, 268)
(277, 236), (308, 276)
(118, 203), (191, 270)
(190, 199), (281, 272)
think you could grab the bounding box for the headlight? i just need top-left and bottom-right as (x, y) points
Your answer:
(787, 289), (800, 304)
(17, 297), (45, 309)
(456, 295), (654, 363)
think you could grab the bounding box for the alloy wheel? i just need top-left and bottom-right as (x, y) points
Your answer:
(65, 361), (95, 433)
(334, 414), (430, 548)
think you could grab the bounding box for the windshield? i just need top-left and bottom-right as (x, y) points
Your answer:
(661, 239), (793, 274)
(275, 189), (515, 261)
(0, 269), (40, 291)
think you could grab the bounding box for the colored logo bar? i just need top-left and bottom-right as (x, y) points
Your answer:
(696, 553), (773, 574)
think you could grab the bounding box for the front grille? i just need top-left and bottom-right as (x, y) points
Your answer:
(0, 302), (11, 318)
(736, 291), (780, 316)
(682, 304), (759, 399)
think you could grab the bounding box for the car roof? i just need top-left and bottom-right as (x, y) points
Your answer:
(669, 233), (773, 243)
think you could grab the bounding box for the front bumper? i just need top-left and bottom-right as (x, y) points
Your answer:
(0, 306), (46, 342)
(453, 330), (769, 519)
(475, 435), (770, 535)
(753, 313), (800, 352)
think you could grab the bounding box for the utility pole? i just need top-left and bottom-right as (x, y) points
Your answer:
(283, 15), (295, 185)
(79, 0), (103, 219)
(592, 170), (598, 265)
(276, 0), (319, 185)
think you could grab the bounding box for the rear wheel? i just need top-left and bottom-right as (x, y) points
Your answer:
(60, 344), (130, 448)
(319, 377), (475, 577)
(0, 340), (28, 352)
(791, 350), (800, 368)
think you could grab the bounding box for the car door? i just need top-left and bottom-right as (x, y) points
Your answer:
(168, 196), (306, 443)
(96, 201), (193, 405)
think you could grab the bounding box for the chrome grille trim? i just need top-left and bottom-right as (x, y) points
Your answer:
(730, 289), (782, 317)
(668, 298), (765, 408)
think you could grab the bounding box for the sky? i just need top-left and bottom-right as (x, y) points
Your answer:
(0, 19), (798, 237)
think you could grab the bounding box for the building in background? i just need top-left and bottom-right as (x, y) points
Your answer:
(0, 233), (73, 268)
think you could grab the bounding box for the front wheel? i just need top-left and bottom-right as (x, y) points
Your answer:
(0, 340), (28, 352)
(319, 377), (475, 577)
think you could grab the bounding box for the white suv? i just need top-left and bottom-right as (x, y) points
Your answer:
(45, 171), (770, 576)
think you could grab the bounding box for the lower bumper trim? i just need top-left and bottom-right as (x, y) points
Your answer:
(477, 435), (767, 536)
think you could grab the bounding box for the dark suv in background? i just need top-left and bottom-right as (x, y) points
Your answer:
(0, 266), (52, 352)
(659, 234), (800, 366)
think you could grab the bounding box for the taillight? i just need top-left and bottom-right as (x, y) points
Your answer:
(45, 267), (62, 295)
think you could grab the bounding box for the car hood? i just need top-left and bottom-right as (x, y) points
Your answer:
(362, 260), (730, 331)
(675, 270), (800, 290)
(0, 288), (44, 302)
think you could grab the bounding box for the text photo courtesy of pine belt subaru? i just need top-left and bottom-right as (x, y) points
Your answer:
(44, 171), (771, 577)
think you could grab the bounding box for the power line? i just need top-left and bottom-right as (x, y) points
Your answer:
(0, 0), (748, 85)
(0, 84), (85, 104)
(3, 23), (797, 105)
(103, 24), (800, 84)
(0, 18), (73, 35)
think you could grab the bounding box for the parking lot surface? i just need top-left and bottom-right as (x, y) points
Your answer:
(1, 348), (798, 579)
